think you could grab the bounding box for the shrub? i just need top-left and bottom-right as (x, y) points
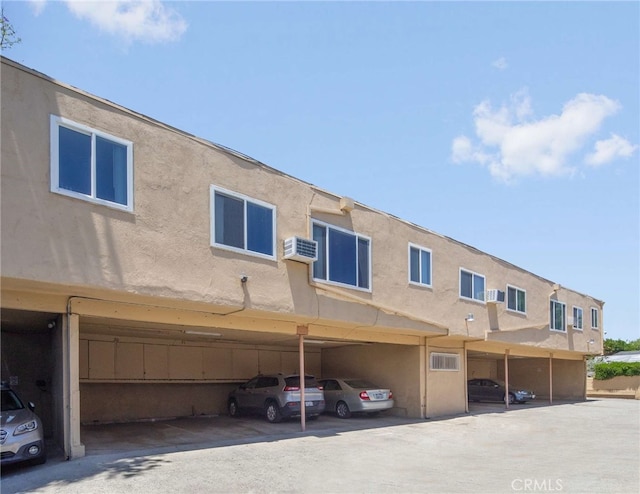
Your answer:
(594, 362), (640, 380)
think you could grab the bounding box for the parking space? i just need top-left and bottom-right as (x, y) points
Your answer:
(80, 412), (415, 457)
(2, 399), (637, 494)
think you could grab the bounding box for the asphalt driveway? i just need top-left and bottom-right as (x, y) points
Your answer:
(2, 399), (638, 493)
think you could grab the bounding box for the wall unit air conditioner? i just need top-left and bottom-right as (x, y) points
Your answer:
(486, 289), (505, 303)
(283, 237), (318, 263)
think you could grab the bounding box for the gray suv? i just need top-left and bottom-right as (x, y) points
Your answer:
(228, 374), (325, 423)
(1, 384), (46, 466)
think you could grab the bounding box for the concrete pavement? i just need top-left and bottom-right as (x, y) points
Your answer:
(1, 398), (638, 493)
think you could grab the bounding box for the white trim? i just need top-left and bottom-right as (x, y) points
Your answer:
(50, 115), (134, 212)
(550, 299), (567, 332)
(459, 267), (486, 304)
(572, 306), (584, 331)
(209, 185), (277, 261)
(590, 307), (600, 330)
(506, 284), (527, 314)
(311, 219), (372, 293)
(408, 242), (433, 288)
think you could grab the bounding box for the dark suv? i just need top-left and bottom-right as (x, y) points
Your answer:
(228, 374), (325, 423)
(1, 384), (46, 466)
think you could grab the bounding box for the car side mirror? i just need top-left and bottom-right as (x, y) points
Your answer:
(28, 402), (36, 411)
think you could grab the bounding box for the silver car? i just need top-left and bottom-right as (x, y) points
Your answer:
(319, 378), (394, 419)
(228, 374), (325, 423)
(1, 384), (46, 466)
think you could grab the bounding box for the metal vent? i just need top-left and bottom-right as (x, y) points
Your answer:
(486, 289), (505, 303)
(283, 237), (318, 263)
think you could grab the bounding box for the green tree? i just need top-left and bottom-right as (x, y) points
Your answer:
(1, 9), (21, 50)
(603, 338), (640, 355)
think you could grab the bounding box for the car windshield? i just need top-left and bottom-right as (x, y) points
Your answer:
(344, 379), (378, 389)
(1, 389), (25, 411)
(285, 376), (319, 388)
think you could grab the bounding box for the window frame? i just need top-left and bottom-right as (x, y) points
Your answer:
(408, 243), (433, 288)
(209, 185), (277, 260)
(50, 115), (134, 212)
(506, 284), (527, 314)
(591, 307), (599, 330)
(429, 352), (460, 371)
(311, 219), (372, 292)
(550, 299), (567, 332)
(572, 306), (584, 331)
(459, 268), (486, 303)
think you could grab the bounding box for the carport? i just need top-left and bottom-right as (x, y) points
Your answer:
(6, 291), (445, 458)
(466, 342), (588, 410)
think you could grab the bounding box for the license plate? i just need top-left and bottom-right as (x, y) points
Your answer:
(372, 393), (384, 400)
(305, 401), (314, 407)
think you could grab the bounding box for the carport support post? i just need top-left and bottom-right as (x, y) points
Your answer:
(504, 350), (510, 410)
(297, 325), (308, 432)
(63, 313), (85, 459)
(549, 353), (553, 404)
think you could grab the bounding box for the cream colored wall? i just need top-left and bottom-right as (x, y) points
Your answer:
(321, 344), (422, 417)
(468, 358), (498, 380)
(500, 358), (586, 400)
(1, 59), (602, 354)
(79, 335), (322, 382)
(80, 383), (235, 423)
(426, 346), (466, 417)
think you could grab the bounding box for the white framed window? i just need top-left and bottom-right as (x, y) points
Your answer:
(507, 285), (526, 314)
(459, 268), (485, 302)
(573, 306), (584, 330)
(210, 185), (276, 260)
(591, 307), (599, 329)
(312, 220), (371, 291)
(430, 352), (460, 371)
(408, 243), (432, 287)
(50, 115), (133, 211)
(550, 300), (566, 332)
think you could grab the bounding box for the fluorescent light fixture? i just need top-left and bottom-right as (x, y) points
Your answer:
(184, 330), (222, 337)
(304, 340), (326, 345)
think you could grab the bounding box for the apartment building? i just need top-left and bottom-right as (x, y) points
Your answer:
(0, 57), (604, 459)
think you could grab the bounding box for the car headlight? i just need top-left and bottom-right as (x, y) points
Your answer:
(14, 420), (38, 436)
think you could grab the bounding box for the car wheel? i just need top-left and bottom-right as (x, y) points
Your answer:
(336, 401), (351, 419)
(505, 393), (516, 405)
(228, 399), (240, 418)
(265, 401), (282, 423)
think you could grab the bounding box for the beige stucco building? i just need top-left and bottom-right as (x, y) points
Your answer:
(1, 57), (604, 460)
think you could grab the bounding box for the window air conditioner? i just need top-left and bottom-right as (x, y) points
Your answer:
(486, 289), (505, 303)
(283, 237), (318, 263)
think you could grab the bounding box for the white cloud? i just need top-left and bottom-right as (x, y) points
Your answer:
(28, 0), (47, 16)
(585, 134), (638, 167)
(450, 89), (633, 182)
(492, 57), (508, 70)
(63, 0), (187, 44)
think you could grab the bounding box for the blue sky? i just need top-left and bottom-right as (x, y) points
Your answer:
(4, 1), (639, 341)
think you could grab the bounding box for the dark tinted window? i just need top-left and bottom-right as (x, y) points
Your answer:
(1, 389), (24, 411)
(285, 376), (319, 388)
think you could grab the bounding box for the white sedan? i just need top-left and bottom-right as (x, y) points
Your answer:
(319, 378), (394, 418)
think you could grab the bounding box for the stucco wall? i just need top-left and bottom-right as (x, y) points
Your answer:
(321, 344), (421, 417)
(427, 346), (466, 417)
(502, 358), (586, 400)
(1, 59), (604, 355)
(80, 383), (235, 423)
